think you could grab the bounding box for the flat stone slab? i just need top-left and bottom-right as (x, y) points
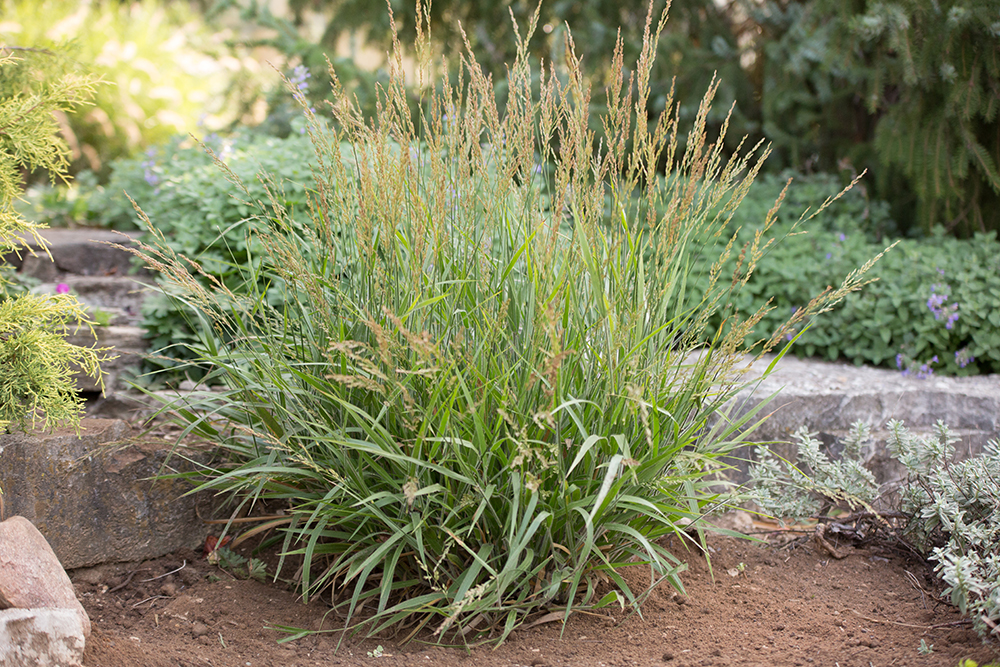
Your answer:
(4, 229), (143, 279)
(34, 276), (152, 321)
(7, 230), (154, 394)
(0, 419), (212, 569)
(725, 354), (1000, 483)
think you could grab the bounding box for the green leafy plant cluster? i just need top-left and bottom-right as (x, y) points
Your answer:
(708, 223), (1000, 375)
(134, 5), (876, 645)
(0, 50), (109, 432)
(750, 420), (1000, 640)
(211, 546), (268, 583)
(93, 128), (319, 374)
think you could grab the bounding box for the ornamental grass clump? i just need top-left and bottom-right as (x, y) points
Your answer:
(134, 3), (882, 644)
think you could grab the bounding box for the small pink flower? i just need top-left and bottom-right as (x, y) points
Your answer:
(55, 283), (70, 294)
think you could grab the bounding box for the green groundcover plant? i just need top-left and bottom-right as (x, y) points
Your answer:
(706, 223), (1000, 375)
(751, 421), (1000, 640)
(133, 3), (881, 645)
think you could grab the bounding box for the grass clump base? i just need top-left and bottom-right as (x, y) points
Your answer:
(133, 2), (880, 647)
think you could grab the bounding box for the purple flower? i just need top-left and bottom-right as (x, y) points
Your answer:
(838, 233), (846, 242)
(55, 283), (70, 294)
(825, 253), (832, 260)
(290, 65), (311, 94)
(141, 157), (159, 186)
(956, 348), (975, 368)
(927, 283), (958, 324)
(897, 352), (939, 379)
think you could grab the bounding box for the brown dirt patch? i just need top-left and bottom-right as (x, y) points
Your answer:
(76, 532), (998, 667)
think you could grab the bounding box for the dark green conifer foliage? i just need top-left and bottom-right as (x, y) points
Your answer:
(839, 0), (1000, 235)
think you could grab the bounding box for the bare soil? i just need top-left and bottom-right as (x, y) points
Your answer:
(75, 524), (999, 667)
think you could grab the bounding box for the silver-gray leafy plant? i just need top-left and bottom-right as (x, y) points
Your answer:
(750, 419), (1000, 639)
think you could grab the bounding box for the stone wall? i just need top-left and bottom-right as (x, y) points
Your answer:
(0, 419), (212, 569)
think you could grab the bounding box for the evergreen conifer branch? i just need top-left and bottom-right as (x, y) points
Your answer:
(0, 49), (111, 432)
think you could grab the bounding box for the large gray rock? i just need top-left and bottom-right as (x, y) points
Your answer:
(0, 608), (86, 667)
(0, 516), (90, 638)
(723, 354), (1000, 483)
(0, 419), (212, 569)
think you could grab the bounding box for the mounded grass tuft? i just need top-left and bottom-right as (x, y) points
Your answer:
(132, 1), (883, 646)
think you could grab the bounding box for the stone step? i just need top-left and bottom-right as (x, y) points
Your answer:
(5, 228), (146, 280)
(61, 325), (148, 394)
(32, 276), (154, 326)
(724, 354), (1000, 484)
(5, 230), (157, 395)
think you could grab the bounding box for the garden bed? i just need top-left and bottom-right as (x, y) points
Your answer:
(77, 529), (998, 667)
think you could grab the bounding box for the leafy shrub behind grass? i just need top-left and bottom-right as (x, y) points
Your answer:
(131, 5), (877, 644)
(710, 226), (1000, 375)
(93, 128), (320, 375)
(724, 171), (897, 242)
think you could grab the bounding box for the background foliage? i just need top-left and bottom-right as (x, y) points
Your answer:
(101, 128), (317, 374)
(214, 0), (1000, 238)
(8, 0), (997, 238)
(697, 174), (1000, 374)
(0, 0), (274, 179)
